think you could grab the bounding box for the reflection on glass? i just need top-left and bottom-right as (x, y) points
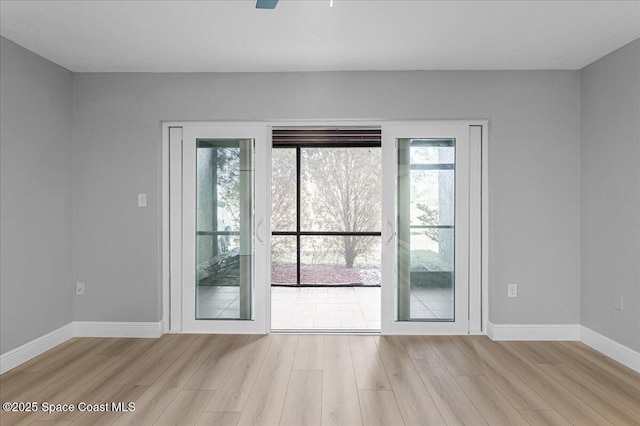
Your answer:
(299, 236), (381, 286)
(398, 139), (455, 321)
(271, 148), (297, 232)
(410, 170), (454, 226)
(300, 147), (381, 233)
(196, 139), (253, 320)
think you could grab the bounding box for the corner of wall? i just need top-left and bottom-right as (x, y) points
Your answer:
(577, 38), (640, 354)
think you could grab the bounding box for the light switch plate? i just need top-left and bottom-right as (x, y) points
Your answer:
(76, 282), (85, 296)
(138, 193), (147, 207)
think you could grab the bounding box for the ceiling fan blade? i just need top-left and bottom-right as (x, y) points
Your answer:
(256, 0), (279, 9)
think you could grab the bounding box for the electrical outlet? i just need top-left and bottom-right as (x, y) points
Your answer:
(508, 283), (517, 298)
(76, 282), (85, 296)
(614, 295), (624, 311)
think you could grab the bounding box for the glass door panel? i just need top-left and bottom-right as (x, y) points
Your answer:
(381, 124), (469, 334)
(398, 139), (455, 321)
(179, 125), (269, 334)
(195, 139), (252, 320)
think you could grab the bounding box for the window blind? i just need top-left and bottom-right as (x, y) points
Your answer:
(272, 128), (381, 147)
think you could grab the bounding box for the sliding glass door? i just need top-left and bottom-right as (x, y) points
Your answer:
(176, 126), (269, 333)
(168, 122), (481, 335)
(382, 125), (471, 334)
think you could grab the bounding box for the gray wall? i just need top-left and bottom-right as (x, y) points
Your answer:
(4, 33), (637, 354)
(580, 39), (640, 351)
(72, 70), (581, 325)
(0, 37), (73, 354)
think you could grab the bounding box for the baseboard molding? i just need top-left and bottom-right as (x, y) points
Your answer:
(3, 321), (637, 375)
(0, 323), (75, 374)
(487, 322), (580, 341)
(74, 321), (164, 338)
(487, 322), (639, 373)
(1, 321), (164, 374)
(160, 318), (169, 334)
(581, 326), (640, 373)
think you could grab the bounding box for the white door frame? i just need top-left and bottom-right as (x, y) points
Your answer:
(161, 120), (488, 335)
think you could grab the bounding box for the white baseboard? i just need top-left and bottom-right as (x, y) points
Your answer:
(0, 323), (75, 374)
(487, 322), (639, 373)
(160, 318), (169, 334)
(581, 326), (640, 373)
(487, 322), (580, 341)
(74, 321), (163, 338)
(4, 321), (638, 375)
(1, 321), (164, 374)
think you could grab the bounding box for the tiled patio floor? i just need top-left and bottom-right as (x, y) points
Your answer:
(271, 286), (381, 331)
(196, 285), (454, 330)
(196, 285), (242, 319)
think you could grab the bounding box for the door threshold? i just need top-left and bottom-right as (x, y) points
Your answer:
(270, 328), (381, 335)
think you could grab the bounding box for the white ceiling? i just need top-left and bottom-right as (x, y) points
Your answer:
(1, 0), (639, 72)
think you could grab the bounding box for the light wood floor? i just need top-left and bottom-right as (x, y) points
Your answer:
(1, 334), (639, 425)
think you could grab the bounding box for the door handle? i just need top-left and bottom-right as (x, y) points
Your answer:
(256, 219), (264, 244)
(385, 217), (394, 243)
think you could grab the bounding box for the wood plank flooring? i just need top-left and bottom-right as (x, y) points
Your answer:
(1, 335), (639, 425)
